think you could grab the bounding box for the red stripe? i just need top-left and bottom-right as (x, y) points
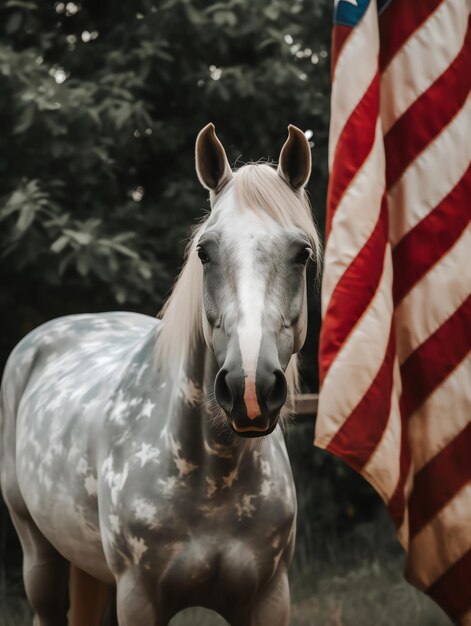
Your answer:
(319, 195), (388, 383)
(408, 422), (471, 538)
(379, 0), (444, 71)
(326, 74), (379, 239)
(400, 296), (471, 420)
(326, 319), (396, 472)
(393, 168), (471, 305)
(385, 22), (471, 189)
(388, 296), (471, 529)
(331, 25), (353, 77)
(426, 550), (471, 623)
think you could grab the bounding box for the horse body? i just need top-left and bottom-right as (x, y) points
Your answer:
(1, 124), (320, 625)
(1, 312), (296, 624)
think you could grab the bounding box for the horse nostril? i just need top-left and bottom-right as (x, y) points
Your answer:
(266, 369), (287, 414)
(214, 369), (233, 413)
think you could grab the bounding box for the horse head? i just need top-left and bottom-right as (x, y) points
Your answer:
(194, 123), (319, 437)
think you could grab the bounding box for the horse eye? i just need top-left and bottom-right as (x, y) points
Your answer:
(197, 246), (210, 264)
(295, 247), (311, 265)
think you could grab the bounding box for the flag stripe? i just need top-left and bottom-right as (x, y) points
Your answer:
(409, 423), (471, 538)
(385, 23), (471, 188)
(380, 0), (469, 134)
(361, 360), (402, 502)
(426, 549), (471, 623)
(407, 485), (471, 588)
(409, 356), (471, 473)
(400, 296), (471, 419)
(379, 0), (443, 71)
(326, 75), (379, 236)
(392, 168), (471, 305)
(316, 248), (393, 447)
(320, 195), (388, 380)
(326, 319), (395, 471)
(331, 24), (354, 75)
(328, 0), (379, 171)
(395, 227), (471, 363)
(322, 119), (385, 316)
(388, 98), (471, 247)
(389, 295), (471, 531)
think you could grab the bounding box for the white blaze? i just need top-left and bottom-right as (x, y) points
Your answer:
(235, 234), (266, 418)
(211, 193), (281, 421)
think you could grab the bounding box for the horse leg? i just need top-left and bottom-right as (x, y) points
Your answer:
(241, 564), (290, 626)
(69, 565), (117, 626)
(9, 509), (69, 626)
(116, 568), (167, 626)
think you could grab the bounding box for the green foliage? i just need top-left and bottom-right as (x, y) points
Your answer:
(0, 0), (331, 358)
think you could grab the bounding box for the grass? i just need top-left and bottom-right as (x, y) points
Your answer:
(0, 514), (451, 626)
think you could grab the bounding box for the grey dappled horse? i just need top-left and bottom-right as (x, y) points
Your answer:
(0, 124), (320, 626)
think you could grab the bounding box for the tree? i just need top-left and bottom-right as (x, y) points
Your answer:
(0, 0), (332, 389)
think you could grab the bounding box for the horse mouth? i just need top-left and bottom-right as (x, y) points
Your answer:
(230, 419), (277, 438)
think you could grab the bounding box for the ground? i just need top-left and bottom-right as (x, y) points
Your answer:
(0, 510), (451, 626)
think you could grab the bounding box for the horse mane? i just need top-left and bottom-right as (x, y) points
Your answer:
(155, 162), (321, 414)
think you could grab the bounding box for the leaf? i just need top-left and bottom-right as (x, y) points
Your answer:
(16, 204), (35, 233)
(76, 253), (90, 276)
(113, 103), (133, 129)
(115, 287), (127, 304)
(87, 108), (101, 125)
(102, 240), (139, 259)
(5, 12), (22, 35)
(5, 1), (37, 9)
(263, 5), (280, 20)
(154, 49), (173, 63)
(138, 264), (152, 280)
(50, 235), (69, 254)
(14, 104), (35, 135)
(63, 230), (93, 246)
(213, 10), (237, 27)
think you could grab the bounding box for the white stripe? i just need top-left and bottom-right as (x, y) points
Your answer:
(362, 359), (402, 502)
(395, 226), (471, 363)
(328, 0), (379, 171)
(322, 118), (385, 317)
(316, 246), (393, 447)
(396, 467), (414, 551)
(389, 97), (471, 247)
(407, 484), (471, 589)
(409, 355), (471, 473)
(381, 0), (470, 133)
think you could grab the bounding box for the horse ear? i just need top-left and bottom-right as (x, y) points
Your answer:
(195, 123), (233, 192)
(277, 124), (312, 190)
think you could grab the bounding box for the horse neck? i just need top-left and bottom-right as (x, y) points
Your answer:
(164, 336), (256, 473)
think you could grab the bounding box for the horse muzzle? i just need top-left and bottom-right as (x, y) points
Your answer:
(214, 366), (287, 437)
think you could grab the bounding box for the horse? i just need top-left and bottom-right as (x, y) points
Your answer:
(0, 123), (320, 626)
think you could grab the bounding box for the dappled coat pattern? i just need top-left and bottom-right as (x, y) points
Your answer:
(0, 124), (319, 625)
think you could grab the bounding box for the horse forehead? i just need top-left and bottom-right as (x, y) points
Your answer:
(209, 191), (286, 240)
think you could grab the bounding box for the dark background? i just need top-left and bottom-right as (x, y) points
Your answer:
(0, 1), (450, 624)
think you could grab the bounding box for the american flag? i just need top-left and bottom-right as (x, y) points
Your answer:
(315, 0), (471, 623)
